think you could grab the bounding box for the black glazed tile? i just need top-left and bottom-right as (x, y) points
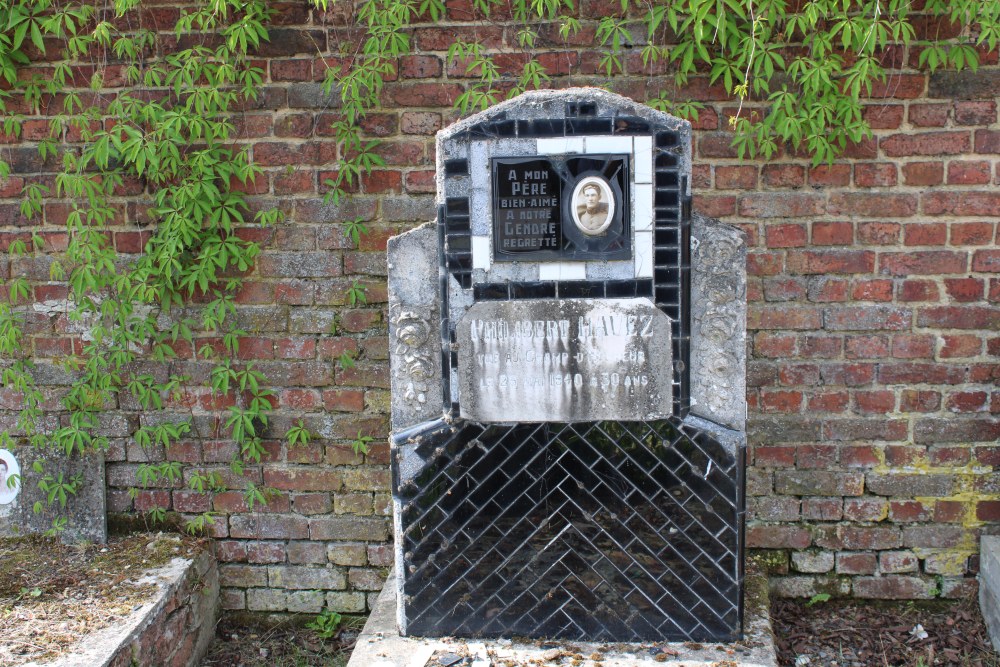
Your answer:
(516, 118), (565, 137)
(605, 280), (637, 298)
(614, 116), (651, 133)
(655, 228), (680, 246)
(636, 282), (654, 297)
(473, 282), (511, 300)
(446, 197), (470, 216)
(655, 190), (679, 207)
(656, 171), (679, 187)
(559, 282), (605, 298)
(511, 282), (556, 299)
(446, 235), (471, 252)
(445, 159), (469, 176)
(566, 101), (597, 117)
(655, 131), (679, 147)
(566, 117), (614, 134)
(655, 153), (679, 168)
(448, 254), (472, 270)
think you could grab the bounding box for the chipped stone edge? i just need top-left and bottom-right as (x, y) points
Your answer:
(349, 568), (778, 667)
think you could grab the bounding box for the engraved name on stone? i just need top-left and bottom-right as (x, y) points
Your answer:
(457, 298), (673, 423)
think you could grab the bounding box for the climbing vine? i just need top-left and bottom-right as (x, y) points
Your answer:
(0, 0), (996, 532)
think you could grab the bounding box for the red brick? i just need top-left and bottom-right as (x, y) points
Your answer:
(947, 160), (992, 185)
(944, 277), (984, 302)
(787, 250), (874, 274)
(879, 362), (966, 384)
(891, 334), (935, 358)
(763, 277), (807, 301)
(889, 500), (932, 522)
(918, 305), (1000, 329)
(746, 525), (812, 549)
(904, 223), (946, 246)
(786, 336), (833, 359)
(901, 161), (944, 186)
(828, 193), (916, 218)
(820, 363), (875, 387)
(854, 163), (897, 187)
(880, 551), (919, 573)
(263, 469), (343, 492)
(955, 101), (996, 125)
(880, 251), (967, 276)
(923, 191), (1000, 216)
(843, 498), (888, 523)
(881, 131), (970, 157)
(761, 164), (804, 187)
(946, 390), (988, 412)
(857, 222), (901, 245)
(837, 552), (878, 575)
(801, 498), (842, 521)
(977, 501), (1000, 521)
(715, 165), (757, 189)
(840, 444), (881, 467)
(808, 277), (849, 302)
(863, 105), (904, 129)
(929, 446), (971, 466)
(765, 224), (807, 248)
(851, 279), (893, 302)
(747, 306), (822, 330)
(951, 222), (994, 246)
(907, 103), (949, 127)
(900, 390), (941, 412)
(808, 164), (850, 187)
(739, 193), (824, 218)
(693, 194), (737, 217)
(898, 279), (940, 302)
(974, 129), (1000, 153)
(747, 251), (783, 276)
(934, 501), (965, 523)
(754, 446), (796, 467)
(846, 335), (890, 359)
(808, 391), (850, 412)
(973, 250), (1000, 273)
(815, 526), (899, 550)
(825, 306), (910, 331)
(941, 334), (982, 358)
(754, 333), (796, 357)
(811, 221), (853, 246)
(855, 390), (895, 414)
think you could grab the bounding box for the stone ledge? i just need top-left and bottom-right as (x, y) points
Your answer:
(22, 545), (219, 667)
(980, 535), (1000, 653)
(347, 568), (778, 667)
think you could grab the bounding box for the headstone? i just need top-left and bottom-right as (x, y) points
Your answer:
(0, 447), (107, 543)
(388, 88), (747, 642)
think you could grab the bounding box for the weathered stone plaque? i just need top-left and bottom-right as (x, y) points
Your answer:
(457, 298), (671, 422)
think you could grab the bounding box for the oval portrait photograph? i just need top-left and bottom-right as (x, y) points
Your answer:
(571, 176), (615, 236)
(0, 449), (21, 505)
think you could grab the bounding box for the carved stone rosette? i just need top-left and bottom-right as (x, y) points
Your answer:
(689, 212), (747, 431)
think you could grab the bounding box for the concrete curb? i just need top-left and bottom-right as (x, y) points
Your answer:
(348, 569), (778, 667)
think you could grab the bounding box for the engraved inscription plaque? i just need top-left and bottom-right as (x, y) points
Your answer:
(456, 298), (672, 422)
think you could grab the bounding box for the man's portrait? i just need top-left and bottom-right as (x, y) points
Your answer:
(572, 177), (615, 236)
(0, 450), (19, 505)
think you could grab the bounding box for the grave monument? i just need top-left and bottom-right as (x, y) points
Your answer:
(387, 88), (747, 642)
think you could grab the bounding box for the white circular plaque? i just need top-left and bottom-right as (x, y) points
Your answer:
(0, 449), (21, 505)
(571, 176), (615, 236)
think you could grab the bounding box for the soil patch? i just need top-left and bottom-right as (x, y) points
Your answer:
(0, 532), (203, 665)
(773, 596), (1000, 667)
(200, 615), (362, 667)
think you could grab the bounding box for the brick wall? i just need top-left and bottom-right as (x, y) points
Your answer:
(0, 3), (998, 612)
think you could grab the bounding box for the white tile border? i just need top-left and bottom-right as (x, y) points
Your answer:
(585, 136), (633, 155)
(634, 231), (653, 278)
(633, 183), (653, 232)
(472, 235), (491, 270)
